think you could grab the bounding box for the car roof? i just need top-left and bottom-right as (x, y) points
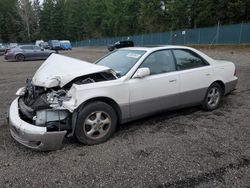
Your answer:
(119, 45), (216, 64)
(121, 45), (197, 52)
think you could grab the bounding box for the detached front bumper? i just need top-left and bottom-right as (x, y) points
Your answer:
(8, 98), (67, 151)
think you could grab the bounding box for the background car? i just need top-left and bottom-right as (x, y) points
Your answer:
(35, 40), (44, 46)
(4, 45), (56, 61)
(9, 43), (18, 48)
(0, 44), (7, 55)
(39, 42), (50, 49)
(107, 40), (134, 51)
(48, 40), (61, 50)
(60, 40), (72, 50)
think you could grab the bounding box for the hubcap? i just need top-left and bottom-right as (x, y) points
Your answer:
(207, 87), (220, 108)
(17, 55), (23, 61)
(83, 111), (111, 140)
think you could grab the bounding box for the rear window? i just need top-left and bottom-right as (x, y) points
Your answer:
(173, 49), (208, 70)
(33, 46), (41, 50)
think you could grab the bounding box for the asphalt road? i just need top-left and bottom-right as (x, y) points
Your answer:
(0, 47), (249, 187)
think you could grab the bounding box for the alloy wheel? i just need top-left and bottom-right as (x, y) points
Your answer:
(83, 111), (112, 140)
(207, 87), (221, 108)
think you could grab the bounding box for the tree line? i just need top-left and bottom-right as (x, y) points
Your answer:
(0, 0), (249, 43)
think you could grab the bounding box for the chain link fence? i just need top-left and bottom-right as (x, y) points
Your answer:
(72, 23), (250, 47)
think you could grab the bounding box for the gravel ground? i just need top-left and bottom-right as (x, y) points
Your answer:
(0, 47), (249, 188)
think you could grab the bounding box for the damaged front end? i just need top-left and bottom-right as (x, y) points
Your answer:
(19, 79), (71, 132)
(8, 54), (117, 150)
(9, 79), (72, 151)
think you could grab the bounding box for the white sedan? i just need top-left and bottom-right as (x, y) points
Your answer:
(8, 46), (238, 150)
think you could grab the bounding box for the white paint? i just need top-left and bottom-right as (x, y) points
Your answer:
(30, 46), (236, 113)
(32, 53), (110, 88)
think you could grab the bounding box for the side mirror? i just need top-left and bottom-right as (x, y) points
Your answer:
(133, 68), (150, 79)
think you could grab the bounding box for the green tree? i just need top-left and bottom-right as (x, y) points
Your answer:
(0, 0), (21, 42)
(39, 0), (55, 40)
(1, 0), (250, 42)
(17, 0), (35, 41)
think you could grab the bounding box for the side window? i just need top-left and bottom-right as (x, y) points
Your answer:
(33, 46), (41, 50)
(173, 49), (207, 70)
(140, 50), (176, 75)
(21, 46), (32, 50)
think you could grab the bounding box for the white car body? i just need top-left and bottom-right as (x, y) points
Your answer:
(8, 46), (238, 150)
(35, 40), (44, 46)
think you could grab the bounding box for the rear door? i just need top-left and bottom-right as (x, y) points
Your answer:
(33, 46), (45, 59)
(20, 46), (34, 59)
(172, 49), (213, 105)
(129, 50), (180, 118)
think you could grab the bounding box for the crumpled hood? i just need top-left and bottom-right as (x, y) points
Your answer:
(32, 54), (110, 88)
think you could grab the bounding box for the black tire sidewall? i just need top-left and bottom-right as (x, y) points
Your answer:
(203, 83), (223, 111)
(75, 101), (117, 145)
(16, 54), (24, 61)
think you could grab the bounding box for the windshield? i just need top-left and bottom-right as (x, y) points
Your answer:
(96, 50), (146, 77)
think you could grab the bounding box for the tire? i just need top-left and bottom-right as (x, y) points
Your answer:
(75, 101), (118, 145)
(15, 54), (25, 62)
(203, 83), (223, 111)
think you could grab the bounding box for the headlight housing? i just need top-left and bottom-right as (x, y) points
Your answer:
(16, 87), (26, 96)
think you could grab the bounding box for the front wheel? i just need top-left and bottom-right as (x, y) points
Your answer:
(203, 83), (223, 111)
(75, 101), (117, 145)
(15, 54), (25, 61)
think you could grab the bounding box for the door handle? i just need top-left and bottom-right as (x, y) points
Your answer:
(169, 79), (177, 83)
(206, 73), (211, 76)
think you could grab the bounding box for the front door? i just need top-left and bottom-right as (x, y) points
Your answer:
(128, 50), (180, 118)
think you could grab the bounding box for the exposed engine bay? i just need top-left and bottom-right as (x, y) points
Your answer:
(18, 72), (116, 133)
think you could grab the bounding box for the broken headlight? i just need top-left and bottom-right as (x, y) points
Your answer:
(47, 89), (71, 109)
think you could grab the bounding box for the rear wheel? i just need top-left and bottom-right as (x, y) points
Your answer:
(203, 83), (223, 111)
(15, 54), (25, 61)
(75, 101), (117, 145)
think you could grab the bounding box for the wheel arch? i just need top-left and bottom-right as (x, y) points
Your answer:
(15, 53), (25, 58)
(77, 97), (122, 124)
(211, 80), (225, 95)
